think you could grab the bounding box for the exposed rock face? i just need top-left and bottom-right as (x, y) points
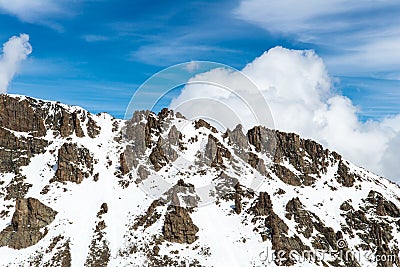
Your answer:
(213, 172), (241, 200)
(247, 126), (276, 156)
(168, 125), (181, 146)
(149, 137), (169, 171)
(226, 124), (249, 151)
(45, 237), (72, 267)
(340, 193), (400, 267)
(247, 152), (267, 176)
(284, 197), (360, 267)
(205, 134), (231, 167)
(247, 127), (341, 186)
(164, 179), (200, 208)
(60, 110), (85, 138)
(54, 143), (94, 183)
(250, 192), (310, 266)
(285, 198), (314, 238)
(4, 174), (32, 200)
(336, 160), (356, 187)
(250, 192), (273, 217)
(273, 131), (331, 186)
(273, 164), (302, 186)
(0, 127), (48, 173)
(366, 190), (400, 217)
(123, 110), (180, 174)
(163, 205), (199, 244)
(136, 165), (149, 182)
(145, 113), (161, 148)
(0, 95), (46, 137)
(85, 204), (111, 267)
(194, 119), (218, 133)
(2, 97), (400, 266)
(119, 152), (130, 175)
(161, 134), (179, 162)
(133, 199), (164, 230)
(86, 117), (100, 138)
(0, 198), (57, 249)
(123, 111), (148, 168)
(234, 182), (242, 214)
(0, 95), (101, 139)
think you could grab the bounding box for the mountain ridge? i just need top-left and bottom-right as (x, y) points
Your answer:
(0, 93), (399, 266)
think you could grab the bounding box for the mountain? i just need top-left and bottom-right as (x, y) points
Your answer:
(0, 94), (399, 267)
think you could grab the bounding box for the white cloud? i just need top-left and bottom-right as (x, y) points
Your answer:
(234, 0), (400, 77)
(234, 0), (398, 38)
(170, 47), (400, 182)
(325, 35), (400, 76)
(131, 43), (237, 66)
(0, 34), (32, 93)
(0, 0), (65, 23)
(235, 0), (347, 35)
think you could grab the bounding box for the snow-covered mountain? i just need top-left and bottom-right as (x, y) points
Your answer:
(0, 94), (399, 267)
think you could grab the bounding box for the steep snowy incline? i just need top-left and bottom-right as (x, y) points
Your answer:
(0, 94), (399, 266)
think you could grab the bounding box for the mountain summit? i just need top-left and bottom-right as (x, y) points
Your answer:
(0, 94), (399, 266)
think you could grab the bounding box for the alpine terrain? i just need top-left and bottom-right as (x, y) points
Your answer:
(0, 94), (399, 267)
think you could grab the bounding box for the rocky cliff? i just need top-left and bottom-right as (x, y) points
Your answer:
(0, 94), (399, 266)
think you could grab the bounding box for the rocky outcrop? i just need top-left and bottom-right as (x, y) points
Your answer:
(145, 113), (161, 148)
(340, 194), (400, 267)
(285, 198), (315, 238)
(133, 199), (164, 230)
(336, 160), (356, 187)
(247, 126), (276, 156)
(0, 94), (102, 141)
(0, 95), (46, 137)
(205, 134), (231, 167)
(226, 124), (249, 150)
(124, 110), (180, 173)
(43, 236), (72, 267)
(168, 125), (181, 146)
(272, 131), (331, 186)
(273, 164), (302, 186)
(119, 152), (130, 175)
(247, 152), (267, 176)
(365, 190), (400, 217)
(234, 182), (242, 214)
(149, 137), (169, 171)
(53, 143), (94, 183)
(86, 117), (100, 138)
(123, 111), (148, 168)
(285, 197), (356, 265)
(164, 179), (200, 208)
(136, 165), (149, 182)
(85, 204), (111, 267)
(0, 127), (48, 173)
(248, 128), (337, 186)
(163, 205), (199, 244)
(0, 198), (57, 249)
(194, 119), (217, 133)
(213, 172), (240, 200)
(346, 213), (398, 266)
(4, 174), (32, 200)
(250, 192), (310, 266)
(60, 111), (85, 138)
(250, 192), (273, 217)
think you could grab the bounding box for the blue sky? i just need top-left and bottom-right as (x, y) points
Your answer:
(1, 0), (399, 120)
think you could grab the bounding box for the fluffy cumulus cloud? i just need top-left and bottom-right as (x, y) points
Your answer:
(0, 34), (32, 93)
(170, 47), (400, 182)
